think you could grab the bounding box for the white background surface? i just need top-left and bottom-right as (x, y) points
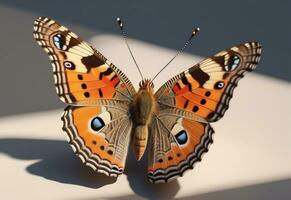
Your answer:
(0, 33), (291, 199)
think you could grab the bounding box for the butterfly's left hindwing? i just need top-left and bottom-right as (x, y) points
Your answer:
(148, 114), (214, 183)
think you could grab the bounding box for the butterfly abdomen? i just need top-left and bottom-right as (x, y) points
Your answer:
(133, 125), (148, 160)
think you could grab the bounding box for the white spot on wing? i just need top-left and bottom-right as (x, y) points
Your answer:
(59, 26), (68, 31)
(171, 118), (184, 136)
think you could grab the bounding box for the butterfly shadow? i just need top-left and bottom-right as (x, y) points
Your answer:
(0, 137), (180, 197)
(0, 137), (117, 189)
(124, 150), (181, 200)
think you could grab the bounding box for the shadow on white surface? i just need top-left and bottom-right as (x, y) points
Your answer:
(0, 138), (180, 199)
(95, 178), (291, 200)
(178, 179), (291, 200)
(6, 138), (290, 200)
(1, 138), (290, 200)
(0, 138), (116, 188)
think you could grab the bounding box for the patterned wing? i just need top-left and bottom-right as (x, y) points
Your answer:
(155, 42), (262, 122)
(33, 17), (136, 105)
(62, 102), (132, 176)
(148, 42), (262, 182)
(148, 111), (214, 183)
(34, 17), (136, 176)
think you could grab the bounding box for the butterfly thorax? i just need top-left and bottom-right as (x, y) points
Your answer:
(130, 79), (156, 160)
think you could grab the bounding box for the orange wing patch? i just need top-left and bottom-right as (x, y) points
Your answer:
(173, 79), (230, 120)
(63, 65), (121, 103)
(156, 42), (262, 122)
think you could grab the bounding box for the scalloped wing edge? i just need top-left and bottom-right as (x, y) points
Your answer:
(147, 123), (214, 183)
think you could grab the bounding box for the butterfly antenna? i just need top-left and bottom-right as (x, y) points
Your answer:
(117, 17), (144, 80)
(151, 27), (200, 83)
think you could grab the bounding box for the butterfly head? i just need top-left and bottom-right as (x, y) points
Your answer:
(139, 79), (154, 90)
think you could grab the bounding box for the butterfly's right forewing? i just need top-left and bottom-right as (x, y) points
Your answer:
(155, 42), (262, 122)
(33, 17), (136, 105)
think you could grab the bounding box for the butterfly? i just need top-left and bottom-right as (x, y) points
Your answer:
(33, 17), (262, 183)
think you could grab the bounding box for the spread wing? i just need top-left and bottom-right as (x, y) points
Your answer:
(148, 42), (262, 183)
(34, 17), (137, 176)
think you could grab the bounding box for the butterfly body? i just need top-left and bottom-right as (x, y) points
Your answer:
(34, 17), (262, 183)
(130, 79), (156, 160)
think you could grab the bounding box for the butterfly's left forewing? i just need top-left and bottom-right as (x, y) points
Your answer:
(149, 42), (262, 183)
